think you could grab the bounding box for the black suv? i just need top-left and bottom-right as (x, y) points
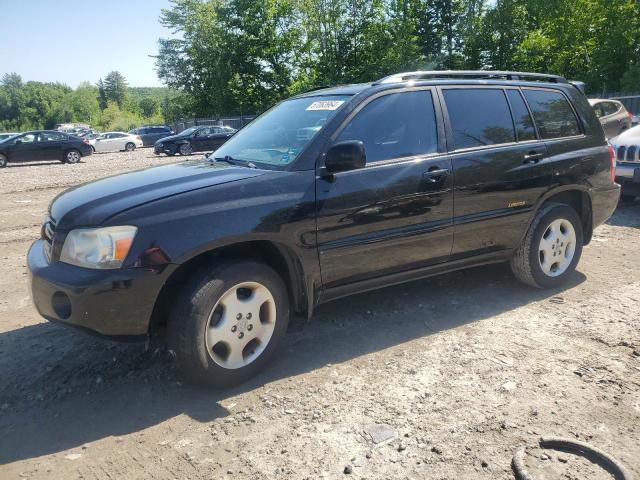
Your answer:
(28, 71), (619, 387)
(129, 126), (174, 147)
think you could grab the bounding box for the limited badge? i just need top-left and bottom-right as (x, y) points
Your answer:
(306, 100), (344, 111)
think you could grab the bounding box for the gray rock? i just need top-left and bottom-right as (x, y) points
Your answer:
(364, 423), (395, 444)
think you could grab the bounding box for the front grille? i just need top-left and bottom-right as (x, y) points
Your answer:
(42, 218), (55, 262)
(617, 145), (640, 163)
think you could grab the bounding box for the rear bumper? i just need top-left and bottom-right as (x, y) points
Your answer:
(591, 184), (621, 228)
(28, 239), (175, 339)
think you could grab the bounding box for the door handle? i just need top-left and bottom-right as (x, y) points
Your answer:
(523, 151), (544, 164)
(423, 167), (450, 182)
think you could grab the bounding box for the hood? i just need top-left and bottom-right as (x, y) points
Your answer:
(155, 132), (188, 144)
(50, 161), (266, 229)
(610, 125), (640, 146)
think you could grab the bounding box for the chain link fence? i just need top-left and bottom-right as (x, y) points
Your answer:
(170, 115), (256, 134)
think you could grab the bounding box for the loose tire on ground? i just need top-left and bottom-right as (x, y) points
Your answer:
(510, 202), (583, 288)
(168, 260), (290, 387)
(63, 149), (81, 164)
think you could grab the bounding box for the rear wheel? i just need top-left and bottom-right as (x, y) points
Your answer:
(179, 143), (193, 156)
(0, 154), (7, 168)
(63, 149), (81, 164)
(125, 142), (136, 152)
(510, 202), (583, 288)
(168, 260), (290, 387)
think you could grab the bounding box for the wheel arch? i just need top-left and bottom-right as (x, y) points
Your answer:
(529, 187), (593, 245)
(148, 240), (310, 336)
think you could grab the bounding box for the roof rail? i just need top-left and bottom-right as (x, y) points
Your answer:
(374, 70), (568, 85)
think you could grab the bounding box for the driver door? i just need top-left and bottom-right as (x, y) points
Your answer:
(316, 89), (454, 291)
(10, 133), (43, 162)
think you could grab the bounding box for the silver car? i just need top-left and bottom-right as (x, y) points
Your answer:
(589, 98), (632, 139)
(610, 125), (640, 202)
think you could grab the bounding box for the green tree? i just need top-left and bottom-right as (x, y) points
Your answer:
(102, 71), (128, 108)
(139, 97), (160, 117)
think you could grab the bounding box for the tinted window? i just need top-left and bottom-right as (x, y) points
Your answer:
(603, 102), (620, 116)
(336, 91), (438, 163)
(506, 90), (536, 141)
(592, 103), (605, 118)
(443, 89), (515, 149)
(41, 132), (66, 141)
(523, 89), (581, 139)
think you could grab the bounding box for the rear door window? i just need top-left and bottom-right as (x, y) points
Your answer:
(336, 90), (438, 163)
(506, 90), (536, 141)
(522, 89), (581, 139)
(443, 88), (515, 149)
(603, 102), (620, 116)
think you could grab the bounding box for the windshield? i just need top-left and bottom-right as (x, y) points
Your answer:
(213, 95), (350, 167)
(179, 127), (198, 136)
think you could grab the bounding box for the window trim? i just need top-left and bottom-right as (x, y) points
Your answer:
(504, 87), (540, 142)
(520, 86), (585, 140)
(328, 86), (446, 168)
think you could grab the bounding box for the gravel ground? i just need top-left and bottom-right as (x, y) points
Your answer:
(0, 148), (639, 479)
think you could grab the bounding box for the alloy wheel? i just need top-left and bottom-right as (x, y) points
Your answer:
(205, 282), (276, 369)
(538, 218), (576, 277)
(66, 151), (80, 163)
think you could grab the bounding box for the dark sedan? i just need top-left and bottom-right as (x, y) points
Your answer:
(0, 131), (92, 168)
(154, 125), (236, 156)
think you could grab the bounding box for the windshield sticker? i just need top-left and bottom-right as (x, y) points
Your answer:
(306, 100), (345, 111)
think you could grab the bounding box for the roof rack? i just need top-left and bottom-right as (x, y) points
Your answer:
(374, 70), (568, 85)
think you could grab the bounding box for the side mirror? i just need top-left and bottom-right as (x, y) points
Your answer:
(324, 140), (366, 174)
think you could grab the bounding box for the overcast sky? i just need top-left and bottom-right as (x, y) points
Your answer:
(0, 0), (174, 87)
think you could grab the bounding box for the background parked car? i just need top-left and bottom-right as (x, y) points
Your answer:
(129, 125), (174, 147)
(0, 132), (18, 142)
(589, 98), (632, 138)
(89, 132), (143, 153)
(609, 125), (640, 202)
(0, 130), (92, 167)
(154, 125), (236, 156)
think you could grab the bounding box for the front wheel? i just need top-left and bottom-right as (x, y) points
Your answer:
(125, 142), (136, 152)
(510, 203), (583, 288)
(178, 143), (193, 156)
(64, 149), (81, 164)
(168, 260), (290, 387)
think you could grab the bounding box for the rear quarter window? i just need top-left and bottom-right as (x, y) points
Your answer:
(443, 88), (515, 149)
(522, 89), (581, 139)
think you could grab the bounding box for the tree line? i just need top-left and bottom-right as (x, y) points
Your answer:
(0, 71), (179, 132)
(156, 0), (640, 117)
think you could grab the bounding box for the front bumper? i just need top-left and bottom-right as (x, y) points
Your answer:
(154, 144), (174, 155)
(28, 239), (174, 339)
(615, 163), (640, 195)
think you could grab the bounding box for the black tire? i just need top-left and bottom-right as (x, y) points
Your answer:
(510, 202), (583, 288)
(125, 142), (136, 152)
(178, 143), (193, 156)
(90, 146), (95, 153)
(63, 149), (81, 164)
(168, 260), (290, 388)
(0, 154), (7, 168)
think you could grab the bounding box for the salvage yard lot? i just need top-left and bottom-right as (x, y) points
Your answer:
(0, 150), (639, 479)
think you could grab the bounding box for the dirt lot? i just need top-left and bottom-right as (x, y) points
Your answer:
(0, 148), (639, 479)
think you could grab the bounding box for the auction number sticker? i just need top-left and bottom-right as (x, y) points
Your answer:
(306, 100), (345, 111)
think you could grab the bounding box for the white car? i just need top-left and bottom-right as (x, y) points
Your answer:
(610, 125), (640, 202)
(90, 132), (143, 153)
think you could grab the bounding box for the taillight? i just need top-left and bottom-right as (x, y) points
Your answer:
(627, 111), (633, 121)
(608, 145), (616, 183)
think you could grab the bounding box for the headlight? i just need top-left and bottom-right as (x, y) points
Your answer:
(60, 226), (137, 269)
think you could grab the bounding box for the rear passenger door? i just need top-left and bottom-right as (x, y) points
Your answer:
(39, 132), (66, 160)
(441, 87), (552, 258)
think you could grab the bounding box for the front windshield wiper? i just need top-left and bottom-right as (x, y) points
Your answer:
(210, 155), (257, 168)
